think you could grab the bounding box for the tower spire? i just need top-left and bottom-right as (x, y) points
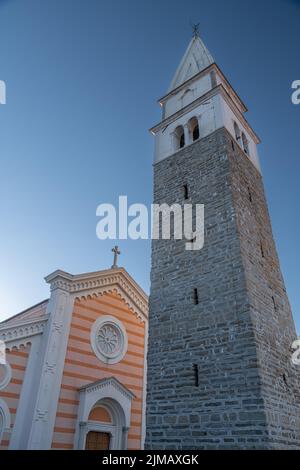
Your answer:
(168, 32), (214, 92)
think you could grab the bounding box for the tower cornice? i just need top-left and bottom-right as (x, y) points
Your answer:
(151, 82), (260, 145)
(158, 63), (247, 114)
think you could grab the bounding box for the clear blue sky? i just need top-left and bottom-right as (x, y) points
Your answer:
(0, 0), (299, 332)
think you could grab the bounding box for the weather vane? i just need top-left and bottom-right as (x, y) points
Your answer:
(191, 22), (200, 38)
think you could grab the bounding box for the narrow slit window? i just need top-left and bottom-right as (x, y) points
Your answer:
(193, 364), (199, 387)
(248, 187), (252, 203)
(260, 242), (265, 258)
(272, 296), (277, 311)
(183, 184), (189, 200)
(193, 288), (199, 305)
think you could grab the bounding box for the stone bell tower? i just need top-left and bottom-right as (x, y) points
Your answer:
(145, 32), (300, 449)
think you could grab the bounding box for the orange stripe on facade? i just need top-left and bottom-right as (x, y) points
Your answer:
(62, 365), (143, 384)
(68, 334), (143, 350)
(10, 364), (26, 372)
(7, 350), (29, 358)
(66, 345), (144, 360)
(73, 308), (145, 331)
(76, 293), (136, 314)
(0, 391), (19, 399)
(94, 294), (143, 316)
(71, 322), (143, 342)
(70, 320), (145, 340)
(53, 427), (75, 434)
(75, 295), (142, 317)
(130, 421), (142, 427)
(56, 412), (77, 419)
(64, 357), (144, 374)
(10, 378), (23, 385)
(58, 398), (79, 406)
(52, 443), (73, 449)
(128, 434), (142, 440)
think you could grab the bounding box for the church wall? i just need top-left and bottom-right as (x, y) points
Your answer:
(51, 292), (145, 450)
(0, 344), (31, 449)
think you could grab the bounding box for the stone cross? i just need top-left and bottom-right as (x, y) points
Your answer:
(111, 246), (121, 269)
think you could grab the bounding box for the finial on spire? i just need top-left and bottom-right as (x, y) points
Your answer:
(111, 245), (121, 269)
(191, 22), (200, 38)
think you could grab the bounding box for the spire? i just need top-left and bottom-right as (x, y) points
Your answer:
(168, 33), (214, 92)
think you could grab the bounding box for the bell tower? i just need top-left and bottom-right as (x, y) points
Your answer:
(145, 32), (300, 449)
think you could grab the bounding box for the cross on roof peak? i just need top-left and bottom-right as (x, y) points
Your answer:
(111, 246), (121, 269)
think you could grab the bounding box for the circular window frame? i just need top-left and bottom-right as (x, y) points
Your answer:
(91, 315), (128, 365)
(0, 363), (12, 391)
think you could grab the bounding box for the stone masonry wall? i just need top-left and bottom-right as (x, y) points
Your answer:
(229, 136), (300, 448)
(145, 127), (300, 449)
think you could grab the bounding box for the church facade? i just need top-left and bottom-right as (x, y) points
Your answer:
(0, 266), (148, 449)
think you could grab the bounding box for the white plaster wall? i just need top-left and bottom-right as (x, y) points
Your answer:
(164, 72), (212, 119)
(154, 94), (222, 164)
(220, 96), (261, 172)
(154, 92), (260, 174)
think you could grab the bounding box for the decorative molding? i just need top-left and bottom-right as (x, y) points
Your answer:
(79, 376), (135, 401)
(0, 317), (48, 350)
(151, 84), (260, 145)
(45, 268), (148, 323)
(158, 62), (247, 113)
(76, 377), (135, 449)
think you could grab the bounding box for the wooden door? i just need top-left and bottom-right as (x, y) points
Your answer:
(85, 431), (111, 450)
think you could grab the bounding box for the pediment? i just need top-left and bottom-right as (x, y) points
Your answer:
(45, 267), (148, 323)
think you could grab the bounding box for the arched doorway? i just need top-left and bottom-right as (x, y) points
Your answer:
(75, 376), (135, 450)
(84, 403), (114, 450)
(80, 397), (128, 450)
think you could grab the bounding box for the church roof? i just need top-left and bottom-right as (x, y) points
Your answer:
(168, 34), (214, 92)
(0, 299), (49, 327)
